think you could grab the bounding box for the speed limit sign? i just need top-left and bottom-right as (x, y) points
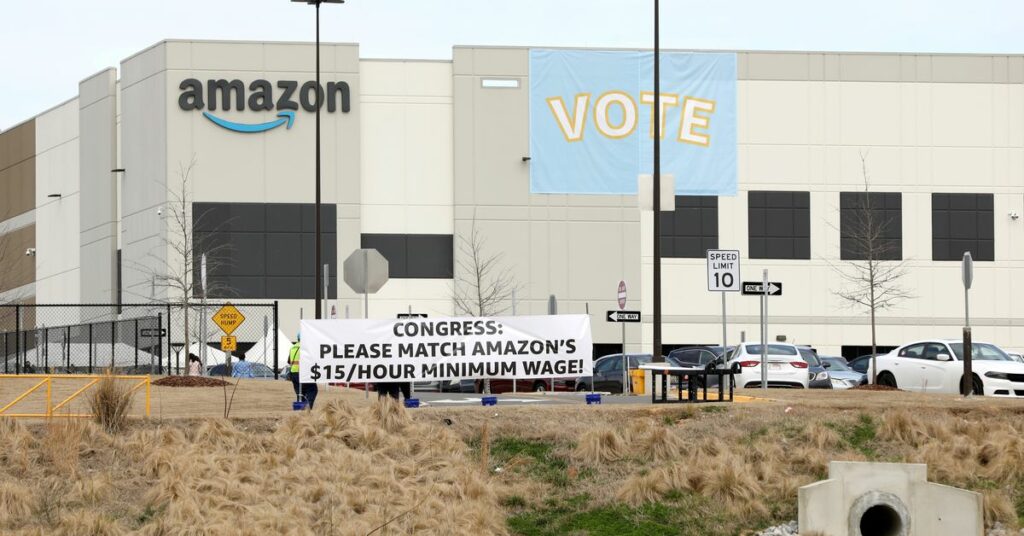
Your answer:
(707, 250), (740, 292)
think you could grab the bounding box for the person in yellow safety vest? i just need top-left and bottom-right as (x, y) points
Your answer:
(289, 334), (302, 400)
(289, 332), (318, 409)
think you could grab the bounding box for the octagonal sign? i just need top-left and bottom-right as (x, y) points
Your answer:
(343, 248), (390, 294)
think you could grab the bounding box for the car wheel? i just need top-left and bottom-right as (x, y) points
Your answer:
(575, 382), (589, 392)
(533, 381), (546, 393)
(877, 372), (898, 388)
(960, 375), (984, 396)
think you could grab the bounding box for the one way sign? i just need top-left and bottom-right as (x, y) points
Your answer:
(607, 310), (641, 323)
(742, 282), (783, 296)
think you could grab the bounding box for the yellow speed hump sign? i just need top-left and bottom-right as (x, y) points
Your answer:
(213, 303), (245, 336)
(221, 336), (237, 352)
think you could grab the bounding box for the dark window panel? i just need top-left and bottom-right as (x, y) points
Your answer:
(266, 233), (303, 276)
(267, 204), (303, 233)
(748, 191), (811, 260)
(362, 234), (409, 278)
(406, 235), (455, 278)
(193, 202), (338, 298)
(840, 192), (904, 261)
(660, 196), (719, 259)
(266, 276), (303, 298)
(931, 193), (994, 261)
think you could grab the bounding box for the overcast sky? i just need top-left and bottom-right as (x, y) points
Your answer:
(2, 0), (1022, 130)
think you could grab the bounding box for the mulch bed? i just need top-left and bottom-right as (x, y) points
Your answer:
(152, 376), (231, 387)
(850, 384), (901, 392)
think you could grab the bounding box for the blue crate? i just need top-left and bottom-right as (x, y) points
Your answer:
(585, 393), (602, 405)
(481, 396), (497, 406)
(404, 398), (420, 409)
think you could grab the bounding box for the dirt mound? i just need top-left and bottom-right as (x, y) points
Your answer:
(850, 384), (901, 391)
(152, 376), (230, 387)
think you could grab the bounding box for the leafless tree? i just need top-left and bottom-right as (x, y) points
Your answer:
(451, 217), (522, 394)
(452, 218), (521, 317)
(131, 156), (234, 373)
(829, 154), (913, 383)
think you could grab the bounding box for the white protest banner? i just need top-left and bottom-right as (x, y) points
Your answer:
(299, 315), (592, 384)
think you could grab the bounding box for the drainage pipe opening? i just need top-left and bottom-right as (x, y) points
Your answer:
(859, 503), (903, 536)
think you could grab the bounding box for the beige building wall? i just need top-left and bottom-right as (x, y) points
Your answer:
(359, 59), (455, 318)
(639, 53), (1024, 355)
(34, 98), (81, 304)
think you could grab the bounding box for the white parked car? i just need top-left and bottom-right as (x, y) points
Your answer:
(726, 343), (811, 389)
(871, 340), (1024, 397)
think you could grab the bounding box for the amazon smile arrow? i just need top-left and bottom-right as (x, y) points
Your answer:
(202, 110), (296, 133)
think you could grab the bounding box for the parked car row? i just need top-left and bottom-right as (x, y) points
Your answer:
(200, 340), (1023, 399)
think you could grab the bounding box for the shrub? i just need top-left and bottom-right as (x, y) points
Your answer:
(89, 374), (135, 433)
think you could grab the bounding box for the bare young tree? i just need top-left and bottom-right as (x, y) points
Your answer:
(451, 218), (522, 395)
(829, 154), (913, 383)
(134, 156), (234, 373)
(452, 218), (521, 317)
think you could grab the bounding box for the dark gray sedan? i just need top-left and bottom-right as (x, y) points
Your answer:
(797, 346), (832, 389)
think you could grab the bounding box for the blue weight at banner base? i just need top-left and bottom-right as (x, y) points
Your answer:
(529, 49), (736, 196)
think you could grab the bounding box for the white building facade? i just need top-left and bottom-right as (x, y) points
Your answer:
(1, 40), (1022, 358)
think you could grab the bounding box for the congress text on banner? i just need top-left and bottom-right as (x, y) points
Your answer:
(299, 315), (593, 383)
(529, 49), (737, 196)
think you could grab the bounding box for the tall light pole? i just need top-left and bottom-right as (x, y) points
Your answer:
(651, 0), (663, 362)
(292, 0), (344, 319)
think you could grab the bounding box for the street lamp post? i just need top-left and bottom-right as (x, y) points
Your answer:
(651, 0), (663, 362)
(292, 0), (344, 319)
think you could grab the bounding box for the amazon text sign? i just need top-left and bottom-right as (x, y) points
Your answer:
(178, 78), (351, 134)
(529, 50), (736, 196)
(299, 315), (593, 383)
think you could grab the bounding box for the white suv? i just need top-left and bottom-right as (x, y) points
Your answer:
(726, 343), (811, 389)
(872, 340), (1024, 396)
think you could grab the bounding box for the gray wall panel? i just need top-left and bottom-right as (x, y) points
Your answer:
(78, 69), (118, 304)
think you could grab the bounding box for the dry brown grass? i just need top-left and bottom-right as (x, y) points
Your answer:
(88, 374), (136, 433)
(572, 427), (627, 464)
(2, 388), (1024, 534)
(0, 399), (505, 535)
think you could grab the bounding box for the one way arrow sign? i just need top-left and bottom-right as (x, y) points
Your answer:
(607, 310), (641, 323)
(742, 282), (783, 296)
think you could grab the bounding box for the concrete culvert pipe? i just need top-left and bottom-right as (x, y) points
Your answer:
(860, 503), (903, 536)
(849, 491), (909, 536)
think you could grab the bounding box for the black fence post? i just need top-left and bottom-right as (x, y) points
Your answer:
(66, 325), (71, 370)
(273, 300), (280, 379)
(157, 312), (164, 375)
(111, 321), (116, 371)
(134, 318), (139, 370)
(14, 304), (21, 375)
(166, 303), (173, 374)
(44, 328), (49, 372)
(88, 323), (93, 374)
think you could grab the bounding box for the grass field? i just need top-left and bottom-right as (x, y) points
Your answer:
(1, 378), (1023, 535)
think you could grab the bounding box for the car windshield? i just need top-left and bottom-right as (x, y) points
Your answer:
(744, 344), (798, 356)
(797, 348), (821, 366)
(822, 357), (852, 371)
(949, 343), (1011, 362)
(630, 355), (653, 367)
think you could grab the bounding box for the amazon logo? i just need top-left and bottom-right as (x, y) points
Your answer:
(178, 78), (351, 133)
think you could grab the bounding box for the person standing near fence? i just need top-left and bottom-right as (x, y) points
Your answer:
(188, 354), (202, 376)
(231, 355), (255, 378)
(289, 332), (319, 409)
(289, 334), (302, 400)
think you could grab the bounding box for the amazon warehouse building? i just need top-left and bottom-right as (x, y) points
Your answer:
(1, 39), (1023, 360)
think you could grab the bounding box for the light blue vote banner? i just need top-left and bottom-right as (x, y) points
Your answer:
(529, 49), (737, 196)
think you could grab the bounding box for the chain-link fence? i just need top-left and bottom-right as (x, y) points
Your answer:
(0, 302), (280, 377)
